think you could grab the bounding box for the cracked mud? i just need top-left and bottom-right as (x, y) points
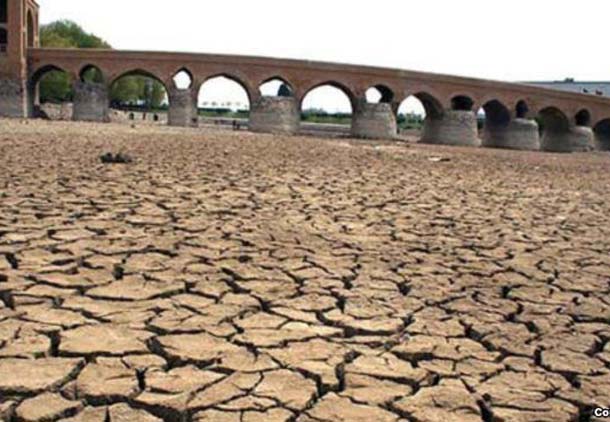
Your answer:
(0, 119), (609, 421)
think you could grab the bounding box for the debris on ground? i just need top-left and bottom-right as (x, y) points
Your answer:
(428, 156), (451, 162)
(100, 152), (133, 164)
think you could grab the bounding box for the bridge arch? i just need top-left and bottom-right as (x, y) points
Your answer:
(575, 108), (591, 127)
(198, 73), (253, 110)
(109, 69), (166, 89)
(538, 106), (570, 133)
(515, 100), (531, 118)
(109, 69), (169, 113)
(451, 95), (475, 111)
(258, 76), (294, 97)
(396, 92), (443, 136)
(365, 84), (394, 104)
(479, 99), (511, 128)
(79, 64), (104, 83)
(300, 81), (355, 130)
(299, 81), (355, 110)
(28, 64), (74, 117)
(172, 68), (193, 90)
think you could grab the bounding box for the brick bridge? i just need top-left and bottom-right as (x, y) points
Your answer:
(2, 0), (610, 152)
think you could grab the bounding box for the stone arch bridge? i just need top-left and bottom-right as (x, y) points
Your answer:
(12, 48), (610, 152)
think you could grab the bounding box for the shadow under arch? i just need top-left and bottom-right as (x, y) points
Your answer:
(480, 99), (511, 128)
(451, 95), (475, 111)
(593, 118), (610, 150)
(515, 100), (530, 118)
(258, 76), (294, 97)
(538, 106), (575, 152)
(79, 64), (105, 84)
(366, 84), (395, 104)
(405, 91), (444, 119)
(575, 108), (592, 127)
(538, 106), (570, 134)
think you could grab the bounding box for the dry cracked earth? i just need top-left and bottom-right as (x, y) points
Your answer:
(0, 119), (609, 422)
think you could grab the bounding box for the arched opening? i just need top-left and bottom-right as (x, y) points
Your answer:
(365, 85), (394, 104)
(397, 95), (426, 138)
(27, 10), (34, 48)
(0, 0), (6, 53)
(29, 65), (72, 119)
(172, 68), (193, 90)
(259, 78), (293, 97)
(0, 28), (6, 53)
(109, 70), (169, 122)
(478, 100), (510, 132)
(198, 75), (251, 125)
(451, 95), (474, 111)
(594, 119), (610, 151)
(0, 0), (7, 24)
(516, 100), (529, 119)
(575, 109), (591, 127)
(80, 65), (104, 84)
(538, 107), (572, 152)
(300, 83), (354, 134)
(538, 107), (569, 135)
(397, 93), (443, 139)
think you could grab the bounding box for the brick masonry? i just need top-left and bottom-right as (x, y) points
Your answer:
(421, 110), (481, 147)
(351, 101), (397, 140)
(168, 87), (198, 127)
(249, 97), (300, 135)
(72, 81), (109, 122)
(482, 118), (541, 151)
(542, 126), (595, 153)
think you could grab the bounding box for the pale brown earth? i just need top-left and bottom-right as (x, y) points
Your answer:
(0, 118), (609, 422)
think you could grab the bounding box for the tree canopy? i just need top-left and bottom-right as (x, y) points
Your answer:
(39, 20), (166, 108)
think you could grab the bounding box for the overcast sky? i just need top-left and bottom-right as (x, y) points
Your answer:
(38, 0), (610, 113)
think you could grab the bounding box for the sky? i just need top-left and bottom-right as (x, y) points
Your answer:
(38, 0), (610, 113)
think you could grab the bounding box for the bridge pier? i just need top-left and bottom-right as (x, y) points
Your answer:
(351, 101), (397, 140)
(421, 110), (480, 146)
(168, 88), (198, 127)
(249, 96), (300, 134)
(542, 126), (595, 152)
(0, 79), (27, 118)
(72, 81), (109, 122)
(482, 118), (540, 150)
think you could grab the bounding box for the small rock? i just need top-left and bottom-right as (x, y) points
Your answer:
(100, 152), (133, 164)
(428, 156), (450, 162)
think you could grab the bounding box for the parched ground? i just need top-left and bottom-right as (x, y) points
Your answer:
(0, 119), (609, 422)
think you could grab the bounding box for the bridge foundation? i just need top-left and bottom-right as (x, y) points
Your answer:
(168, 88), (198, 127)
(249, 97), (300, 134)
(421, 110), (480, 146)
(0, 79), (27, 118)
(542, 126), (595, 152)
(72, 81), (109, 122)
(351, 102), (397, 140)
(482, 118), (540, 150)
